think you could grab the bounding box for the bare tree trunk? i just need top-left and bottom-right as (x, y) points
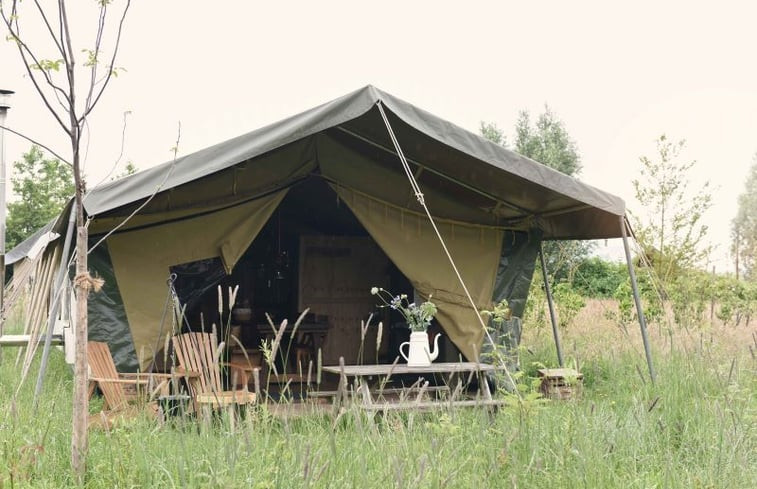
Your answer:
(71, 224), (88, 481)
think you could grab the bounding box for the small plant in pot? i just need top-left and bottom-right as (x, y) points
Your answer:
(371, 287), (440, 366)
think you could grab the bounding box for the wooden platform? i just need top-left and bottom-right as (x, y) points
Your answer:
(360, 399), (507, 412)
(0, 334), (63, 347)
(322, 362), (498, 377)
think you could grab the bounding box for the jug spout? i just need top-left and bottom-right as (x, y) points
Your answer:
(428, 333), (441, 362)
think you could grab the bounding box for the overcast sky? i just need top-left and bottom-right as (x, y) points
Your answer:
(1, 0), (755, 272)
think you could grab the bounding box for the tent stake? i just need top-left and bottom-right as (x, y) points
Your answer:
(620, 216), (656, 383)
(539, 243), (564, 367)
(33, 202), (77, 408)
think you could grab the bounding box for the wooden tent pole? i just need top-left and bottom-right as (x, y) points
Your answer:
(620, 215), (656, 383)
(539, 243), (564, 367)
(34, 202), (77, 408)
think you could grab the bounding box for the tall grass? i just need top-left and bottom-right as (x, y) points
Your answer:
(1, 299), (755, 488)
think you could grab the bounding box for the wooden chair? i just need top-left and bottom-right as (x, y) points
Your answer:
(172, 332), (256, 415)
(87, 341), (171, 428)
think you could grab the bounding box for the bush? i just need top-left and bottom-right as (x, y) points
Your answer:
(572, 257), (628, 298)
(552, 282), (586, 328)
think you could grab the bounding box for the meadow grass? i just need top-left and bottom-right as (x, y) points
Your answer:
(1, 299), (755, 488)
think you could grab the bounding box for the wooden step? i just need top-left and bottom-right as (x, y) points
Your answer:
(360, 399), (507, 412)
(0, 334), (63, 347)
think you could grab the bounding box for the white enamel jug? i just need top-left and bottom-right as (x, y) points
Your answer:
(399, 332), (441, 367)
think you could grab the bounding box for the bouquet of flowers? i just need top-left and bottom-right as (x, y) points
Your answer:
(371, 287), (437, 332)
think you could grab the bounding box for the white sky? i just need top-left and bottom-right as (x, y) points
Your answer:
(1, 0), (755, 273)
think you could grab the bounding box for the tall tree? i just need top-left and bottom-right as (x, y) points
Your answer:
(1, 0), (131, 480)
(7, 146), (74, 249)
(514, 107), (582, 176)
(479, 121), (506, 147)
(731, 154), (757, 279)
(632, 135), (712, 285)
(513, 107), (589, 281)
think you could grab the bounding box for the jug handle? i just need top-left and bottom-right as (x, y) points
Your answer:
(399, 341), (410, 362)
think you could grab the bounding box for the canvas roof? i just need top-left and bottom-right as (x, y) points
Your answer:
(6, 219), (59, 266)
(83, 85), (625, 240)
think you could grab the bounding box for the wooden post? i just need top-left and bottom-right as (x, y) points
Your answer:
(0, 90), (13, 363)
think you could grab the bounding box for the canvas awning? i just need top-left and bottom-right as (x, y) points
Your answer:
(83, 85), (624, 240)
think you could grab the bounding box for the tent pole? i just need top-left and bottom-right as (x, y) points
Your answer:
(539, 242), (564, 367)
(620, 215), (656, 383)
(33, 202), (76, 408)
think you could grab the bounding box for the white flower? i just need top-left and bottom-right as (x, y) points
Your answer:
(370, 287), (379, 295)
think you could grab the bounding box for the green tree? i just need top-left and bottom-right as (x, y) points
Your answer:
(513, 107), (591, 281)
(731, 155), (757, 279)
(482, 107), (590, 325)
(481, 108), (591, 279)
(514, 107), (582, 176)
(6, 146), (74, 249)
(632, 135), (712, 284)
(631, 135), (713, 329)
(479, 121), (506, 147)
(572, 257), (627, 298)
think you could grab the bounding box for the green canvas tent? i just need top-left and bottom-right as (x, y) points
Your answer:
(8, 85), (633, 373)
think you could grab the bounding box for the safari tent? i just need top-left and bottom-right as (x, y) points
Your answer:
(7, 85), (646, 376)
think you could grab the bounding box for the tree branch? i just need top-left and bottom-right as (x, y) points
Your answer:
(5, 3), (72, 106)
(79, 0), (131, 123)
(1, 3), (72, 133)
(0, 124), (72, 165)
(31, 0), (66, 59)
(82, 3), (107, 118)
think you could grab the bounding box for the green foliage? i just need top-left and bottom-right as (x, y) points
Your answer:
(611, 272), (663, 327)
(30, 58), (64, 72)
(713, 275), (756, 325)
(479, 121), (506, 147)
(572, 257), (627, 298)
(542, 240), (595, 285)
(481, 107), (591, 282)
(514, 106), (581, 176)
(731, 154), (757, 279)
(552, 282), (585, 328)
(481, 298), (512, 323)
(514, 107), (592, 281)
(523, 275), (586, 330)
(523, 268), (548, 329)
(6, 146), (74, 249)
(631, 135), (712, 285)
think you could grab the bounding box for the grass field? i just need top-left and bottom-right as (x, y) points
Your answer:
(1, 299), (755, 488)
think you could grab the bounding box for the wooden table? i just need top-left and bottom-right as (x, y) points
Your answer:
(321, 362), (504, 411)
